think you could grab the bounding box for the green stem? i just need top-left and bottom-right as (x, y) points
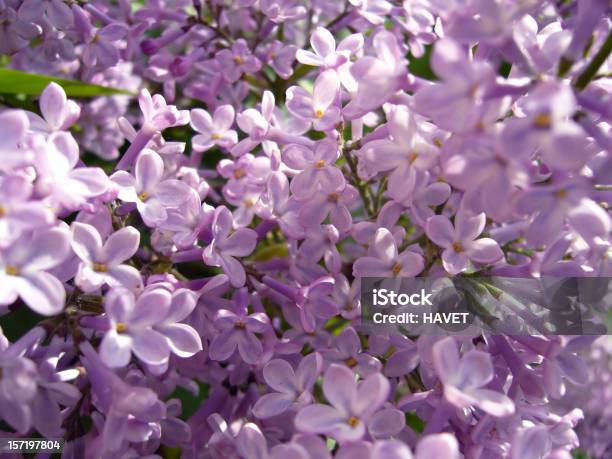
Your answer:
(574, 30), (612, 90)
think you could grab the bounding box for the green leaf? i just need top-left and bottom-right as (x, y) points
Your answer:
(169, 382), (210, 420)
(0, 68), (134, 97)
(405, 412), (425, 433)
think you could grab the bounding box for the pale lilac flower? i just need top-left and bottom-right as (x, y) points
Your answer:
(501, 81), (592, 172)
(298, 184), (358, 232)
(190, 105), (238, 153)
(298, 224), (342, 273)
(297, 27), (364, 69)
(253, 353), (322, 418)
(0, 227), (70, 315)
(257, 171), (304, 239)
(286, 70), (341, 131)
(343, 30), (408, 120)
(262, 41), (297, 79)
(426, 212), (504, 275)
(0, 110), (33, 171)
(283, 139), (345, 199)
(34, 132), (110, 211)
(156, 288), (202, 357)
(323, 327), (383, 378)
(208, 289), (269, 364)
(0, 175), (54, 248)
(100, 287), (172, 368)
(353, 228), (425, 278)
(349, 0), (393, 25)
(0, 355), (37, 433)
(413, 38), (498, 133)
(260, 0), (307, 23)
(72, 5), (127, 68)
(232, 91), (275, 156)
(215, 39), (262, 83)
(27, 82), (80, 133)
(111, 149), (192, 226)
(433, 337), (515, 416)
(203, 206), (257, 287)
(161, 188), (214, 249)
(357, 105), (438, 200)
(19, 0), (72, 29)
(295, 364), (404, 442)
(70, 222), (142, 292)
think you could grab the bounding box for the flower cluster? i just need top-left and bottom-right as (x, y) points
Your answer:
(0, 0), (611, 458)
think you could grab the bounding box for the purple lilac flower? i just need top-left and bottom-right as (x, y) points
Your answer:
(0, 227), (69, 315)
(426, 211), (504, 275)
(295, 364), (404, 442)
(111, 149), (192, 227)
(70, 221), (142, 292)
(0, 2), (610, 456)
(253, 352), (322, 418)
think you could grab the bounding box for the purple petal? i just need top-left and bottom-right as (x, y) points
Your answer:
(17, 272), (65, 316)
(253, 392), (295, 419)
(100, 331), (132, 368)
(323, 364), (356, 415)
(131, 328), (171, 365)
(158, 323), (202, 357)
(466, 238), (503, 264)
(103, 226), (140, 265)
(135, 150), (164, 193)
(426, 215), (455, 248)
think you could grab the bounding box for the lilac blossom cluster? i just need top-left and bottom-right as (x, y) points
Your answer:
(0, 0), (611, 458)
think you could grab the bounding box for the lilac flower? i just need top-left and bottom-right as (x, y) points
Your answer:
(353, 228), (425, 278)
(72, 5), (127, 68)
(343, 30), (408, 120)
(357, 105), (438, 199)
(286, 70), (342, 131)
(0, 354), (37, 433)
(260, 0), (307, 23)
(70, 222), (142, 292)
(349, 0), (393, 25)
(433, 337), (515, 417)
(0, 227), (69, 315)
(283, 139), (345, 199)
(323, 327), (382, 378)
(257, 171), (304, 239)
(34, 132), (110, 211)
(413, 38), (497, 133)
(0, 175), (53, 247)
(151, 287), (203, 359)
(298, 224), (342, 273)
(232, 91), (275, 156)
(27, 82), (80, 133)
(295, 364), (404, 442)
(190, 105), (238, 153)
(0, 3), (41, 54)
(19, 0), (72, 29)
(215, 39), (262, 83)
(501, 81), (591, 172)
(111, 149), (192, 226)
(79, 342), (166, 454)
(253, 353), (322, 418)
(426, 212), (503, 275)
(203, 206), (257, 287)
(297, 27), (364, 69)
(298, 184), (358, 232)
(161, 188), (214, 249)
(99, 287), (174, 368)
(0, 110), (33, 171)
(208, 289), (269, 364)
(261, 41), (297, 79)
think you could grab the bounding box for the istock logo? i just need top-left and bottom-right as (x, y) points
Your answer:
(372, 288), (433, 306)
